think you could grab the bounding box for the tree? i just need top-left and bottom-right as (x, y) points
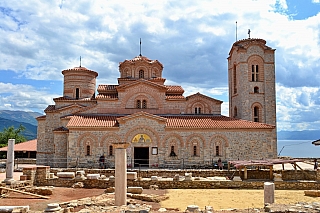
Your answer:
(0, 125), (27, 147)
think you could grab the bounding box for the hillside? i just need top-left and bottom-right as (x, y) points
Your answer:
(0, 110), (42, 126)
(0, 110), (42, 140)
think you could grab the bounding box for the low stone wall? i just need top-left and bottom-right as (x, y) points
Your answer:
(23, 166), (320, 190)
(15, 158), (37, 164)
(48, 168), (318, 180)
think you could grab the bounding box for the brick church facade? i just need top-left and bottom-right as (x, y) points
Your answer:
(36, 38), (277, 168)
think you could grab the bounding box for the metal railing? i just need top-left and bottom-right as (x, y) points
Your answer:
(35, 157), (228, 169)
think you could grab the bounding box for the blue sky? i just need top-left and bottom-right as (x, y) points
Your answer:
(0, 0), (319, 132)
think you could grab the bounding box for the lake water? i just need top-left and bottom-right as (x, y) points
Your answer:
(277, 140), (320, 158)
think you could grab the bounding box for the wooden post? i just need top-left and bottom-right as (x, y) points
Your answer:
(269, 165), (273, 180)
(244, 167), (247, 180)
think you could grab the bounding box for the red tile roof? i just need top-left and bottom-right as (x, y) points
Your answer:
(97, 85), (118, 93)
(44, 105), (55, 112)
(165, 85), (184, 94)
(65, 114), (274, 129)
(67, 115), (120, 127)
(62, 66), (98, 77)
(0, 139), (37, 152)
(166, 95), (185, 100)
(163, 115), (274, 129)
(96, 94), (118, 99)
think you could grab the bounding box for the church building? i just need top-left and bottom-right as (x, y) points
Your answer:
(36, 38), (277, 168)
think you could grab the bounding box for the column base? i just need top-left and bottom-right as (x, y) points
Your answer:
(3, 178), (15, 184)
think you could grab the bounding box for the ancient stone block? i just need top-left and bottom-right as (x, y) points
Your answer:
(87, 174), (100, 179)
(57, 172), (75, 179)
(127, 172), (137, 180)
(127, 187), (143, 194)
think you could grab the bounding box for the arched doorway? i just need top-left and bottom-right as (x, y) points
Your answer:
(132, 134), (151, 168)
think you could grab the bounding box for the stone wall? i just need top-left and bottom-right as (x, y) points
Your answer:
(49, 168), (318, 181)
(24, 166), (320, 190)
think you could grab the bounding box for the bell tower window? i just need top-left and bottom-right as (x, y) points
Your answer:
(251, 65), (259, 82)
(254, 87), (259, 93)
(139, 70), (144, 78)
(253, 106), (259, 122)
(233, 64), (237, 94)
(76, 88), (80, 99)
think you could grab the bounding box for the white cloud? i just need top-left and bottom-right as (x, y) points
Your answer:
(0, 82), (56, 113)
(0, 0), (319, 131)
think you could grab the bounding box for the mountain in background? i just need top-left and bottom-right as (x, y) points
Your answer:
(277, 130), (320, 140)
(0, 110), (42, 126)
(0, 110), (43, 140)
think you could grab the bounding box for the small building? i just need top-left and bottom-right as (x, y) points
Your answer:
(0, 139), (37, 158)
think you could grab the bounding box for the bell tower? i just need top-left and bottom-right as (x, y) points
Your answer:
(62, 66), (98, 100)
(227, 38), (276, 126)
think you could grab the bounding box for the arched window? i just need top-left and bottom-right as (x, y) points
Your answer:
(253, 106), (259, 122)
(136, 100), (141, 109)
(139, 70), (144, 78)
(170, 146), (177, 156)
(76, 88), (80, 99)
(216, 145), (220, 156)
(86, 145), (90, 156)
(142, 100), (147, 109)
(251, 65), (259, 81)
(254, 87), (259, 93)
(193, 146), (197, 156)
(109, 145), (113, 156)
(234, 106), (237, 118)
(233, 64), (237, 94)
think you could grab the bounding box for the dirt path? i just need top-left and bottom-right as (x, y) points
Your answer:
(1, 187), (318, 212)
(0, 187), (106, 211)
(160, 189), (319, 211)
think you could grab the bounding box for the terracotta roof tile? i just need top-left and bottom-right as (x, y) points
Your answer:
(67, 115), (120, 127)
(0, 139), (37, 152)
(65, 114), (274, 129)
(166, 95), (185, 100)
(62, 66), (98, 77)
(36, 115), (46, 120)
(44, 105), (55, 112)
(119, 55), (164, 68)
(97, 85), (118, 93)
(96, 94), (118, 99)
(165, 85), (184, 93)
(163, 115), (274, 129)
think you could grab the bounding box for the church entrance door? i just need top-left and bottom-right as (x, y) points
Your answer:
(134, 147), (149, 168)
